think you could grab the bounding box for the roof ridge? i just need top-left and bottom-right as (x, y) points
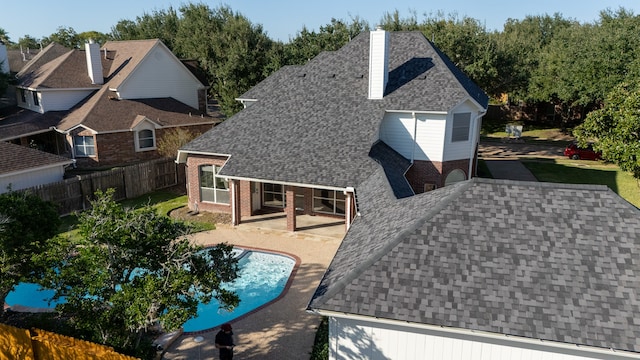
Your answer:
(311, 180), (475, 307)
(472, 177), (611, 191)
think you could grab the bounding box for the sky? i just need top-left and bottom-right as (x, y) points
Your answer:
(2, 0), (639, 43)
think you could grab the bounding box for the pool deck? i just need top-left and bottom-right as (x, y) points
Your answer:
(162, 221), (344, 360)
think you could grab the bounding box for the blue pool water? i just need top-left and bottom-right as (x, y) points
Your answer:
(6, 248), (296, 333)
(182, 250), (296, 332)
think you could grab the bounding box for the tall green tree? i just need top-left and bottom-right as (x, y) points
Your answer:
(16, 35), (39, 51)
(40, 189), (239, 354)
(493, 14), (573, 99)
(41, 26), (80, 48)
(574, 81), (640, 178)
(175, 4), (273, 116)
(531, 8), (640, 111)
(283, 17), (369, 66)
(111, 7), (179, 49)
(0, 191), (60, 317)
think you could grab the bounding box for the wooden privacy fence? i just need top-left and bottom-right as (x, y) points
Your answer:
(0, 323), (139, 360)
(20, 158), (186, 215)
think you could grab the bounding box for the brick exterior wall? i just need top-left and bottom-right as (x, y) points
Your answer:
(406, 159), (471, 193)
(73, 124), (214, 168)
(185, 154), (231, 213)
(239, 180), (252, 217)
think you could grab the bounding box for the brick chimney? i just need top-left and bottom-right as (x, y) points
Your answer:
(368, 27), (389, 100)
(85, 40), (103, 85)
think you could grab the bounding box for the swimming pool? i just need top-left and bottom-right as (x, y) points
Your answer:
(5, 248), (296, 332)
(183, 249), (296, 332)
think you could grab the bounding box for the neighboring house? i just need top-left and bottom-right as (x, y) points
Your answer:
(308, 177), (640, 359)
(0, 141), (74, 193)
(177, 29), (487, 231)
(1, 39), (221, 168)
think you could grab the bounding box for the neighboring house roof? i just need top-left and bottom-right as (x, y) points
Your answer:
(18, 49), (102, 89)
(0, 106), (66, 141)
(309, 177), (640, 354)
(16, 43), (71, 80)
(0, 141), (73, 175)
(57, 86), (219, 133)
(182, 31), (488, 189)
(7, 48), (41, 73)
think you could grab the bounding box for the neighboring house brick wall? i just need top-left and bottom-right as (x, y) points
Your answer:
(185, 154), (231, 213)
(74, 124), (213, 168)
(406, 159), (470, 193)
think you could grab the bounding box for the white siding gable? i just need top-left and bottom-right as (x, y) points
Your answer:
(40, 89), (95, 111)
(0, 166), (66, 194)
(443, 100), (483, 162)
(378, 112), (447, 162)
(330, 317), (634, 360)
(115, 44), (203, 109)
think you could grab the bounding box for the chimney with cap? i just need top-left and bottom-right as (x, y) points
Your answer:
(85, 39), (103, 85)
(368, 26), (389, 100)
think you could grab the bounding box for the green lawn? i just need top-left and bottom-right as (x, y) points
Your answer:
(522, 158), (640, 207)
(57, 190), (216, 237)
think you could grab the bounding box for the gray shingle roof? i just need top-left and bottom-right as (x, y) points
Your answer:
(181, 31), (488, 189)
(309, 177), (640, 353)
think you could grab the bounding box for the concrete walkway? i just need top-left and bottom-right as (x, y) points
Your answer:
(483, 160), (538, 182)
(162, 225), (342, 360)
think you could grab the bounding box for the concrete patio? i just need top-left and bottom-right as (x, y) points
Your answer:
(162, 221), (344, 359)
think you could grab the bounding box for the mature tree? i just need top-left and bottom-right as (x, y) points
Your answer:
(40, 189), (239, 354)
(77, 31), (112, 46)
(16, 35), (40, 51)
(574, 81), (640, 178)
(0, 191), (60, 317)
(493, 14), (573, 100)
(157, 127), (199, 158)
(283, 17), (369, 66)
(41, 26), (80, 48)
(530, 8), (640, 115)
(0, 27), (11, 44)
(175, 4), (273, 116)
(111, 7), (179, 49)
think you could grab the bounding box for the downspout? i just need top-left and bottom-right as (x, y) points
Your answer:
(468, 111), (487, 178)
(410, 111), (417, 164)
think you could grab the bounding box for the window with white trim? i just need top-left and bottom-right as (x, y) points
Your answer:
(263, 183), (284, 208)
(73, 135), (95, 157)
(313, 189), (345, 215)
(136, 129), (156, 151)
(19, 89), (26, 103)
(199, 165), (229, 204)
(32, 91), (39, 106)
(451, 113), (471, 142)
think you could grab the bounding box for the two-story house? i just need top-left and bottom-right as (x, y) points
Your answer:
(1, 39), (221, 168)
(177, 29), (487, 231)
(179, 29), (640, 360)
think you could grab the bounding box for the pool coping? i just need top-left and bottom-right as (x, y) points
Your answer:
(182, 245), (302, 335)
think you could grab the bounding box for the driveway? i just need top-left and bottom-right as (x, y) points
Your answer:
(478, 141), (566, 182)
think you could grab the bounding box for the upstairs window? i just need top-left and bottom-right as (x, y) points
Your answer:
(32, 91), (39, 106)
(74, 135), (95, 157)
(136, 129), (155, 151)
(451, 113), (471, 142)
(199, 165), (229, 204)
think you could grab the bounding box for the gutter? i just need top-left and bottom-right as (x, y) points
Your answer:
(308, 309), (640, 360)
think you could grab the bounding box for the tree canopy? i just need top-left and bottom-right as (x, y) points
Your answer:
(0, 191), (60, 317)
(40, 189), (239, 355)
(574, 81), (640, 178)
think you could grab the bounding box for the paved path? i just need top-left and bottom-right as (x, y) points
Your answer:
(478, 141), (566, 182)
